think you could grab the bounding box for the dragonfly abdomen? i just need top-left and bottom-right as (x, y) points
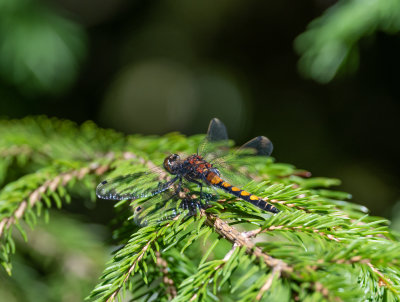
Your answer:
(205, 172), (279, 214)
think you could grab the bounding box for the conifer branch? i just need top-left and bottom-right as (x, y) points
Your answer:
(0, 117), (399, 301)
(203, 210), (292, 275)
(0, 148), (159, 241)
(0, 162), (104, 238)
(256, 266), (280, 300)
(106, 240), (152, 302)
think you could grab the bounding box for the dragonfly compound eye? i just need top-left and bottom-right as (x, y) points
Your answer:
(163, 154), (181, 174)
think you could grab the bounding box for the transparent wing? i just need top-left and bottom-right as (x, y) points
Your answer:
(211, 136), (273, 167)
(210, 136), (273, 187)
(198, 118), (232, 161)
(96, 169), (178, 200)
(133, 194), (202, 226)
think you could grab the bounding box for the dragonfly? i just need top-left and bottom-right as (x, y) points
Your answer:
(96, 118), (279, 225)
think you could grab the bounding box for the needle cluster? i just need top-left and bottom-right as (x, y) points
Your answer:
(0, 117), (399, 302)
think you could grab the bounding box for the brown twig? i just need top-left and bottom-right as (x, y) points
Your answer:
(155, 251), (177, 300)
(106, 215), (182, 302)
(0, 161), (109, 237)
(106, 241), (152, 302)
(0, 145), (32, 157)
(203, 210), (293, 275)
(0, 151), (164, 238)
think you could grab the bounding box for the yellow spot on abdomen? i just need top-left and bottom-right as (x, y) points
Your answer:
(250, 195), (259, 201)
(240, 191), (250, 196)
(210, 175), (222, 185)
(231, 187), (240, 192)
(222, 182), (231, 188)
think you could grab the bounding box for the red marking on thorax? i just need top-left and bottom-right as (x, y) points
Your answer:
(187, 155), (212, 173)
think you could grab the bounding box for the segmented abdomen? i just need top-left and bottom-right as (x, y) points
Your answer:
(205, 172), (279, 214)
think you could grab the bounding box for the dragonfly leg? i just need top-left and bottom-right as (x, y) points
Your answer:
(198, 183), (215, 206)
(186, 179), (206, 201)
(199, 183), (203, 200)
(176, 178), (183, 193)
(191, 180), (203, 198)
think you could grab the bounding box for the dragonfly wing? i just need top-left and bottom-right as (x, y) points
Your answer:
(199, 118), (232, 161)
(214, 163), (250, 188)
(210, 136), (272, 171)
(237, 136), (273, 157)
(210, 136), (273, 187)
(96, 171), (178, 200)
(133, 194), (202, 226)
(205, 118), (229, 142)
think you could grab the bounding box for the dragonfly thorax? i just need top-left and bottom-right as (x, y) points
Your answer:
(163, 154), (182, 175)
(184, 154), (214, 177)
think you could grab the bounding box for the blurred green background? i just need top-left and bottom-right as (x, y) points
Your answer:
(1, 0), (400, 300)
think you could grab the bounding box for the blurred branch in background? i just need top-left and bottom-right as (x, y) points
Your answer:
(0, 212), (108, 302)
(295, 0), (400, 83)
(0, 0), (87, 96)
(392, 201), (400, 233)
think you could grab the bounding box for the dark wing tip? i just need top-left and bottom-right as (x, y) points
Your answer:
(241, 136), (273, 156)
(96, 181), (107, 199)
(208, 118), (224, 132)
(207, 118), (228, 142)
(96, 180), (118, 200)
(257, 136), (273, 156)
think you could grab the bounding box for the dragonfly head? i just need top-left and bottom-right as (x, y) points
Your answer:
(163, 154), (181, 174)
